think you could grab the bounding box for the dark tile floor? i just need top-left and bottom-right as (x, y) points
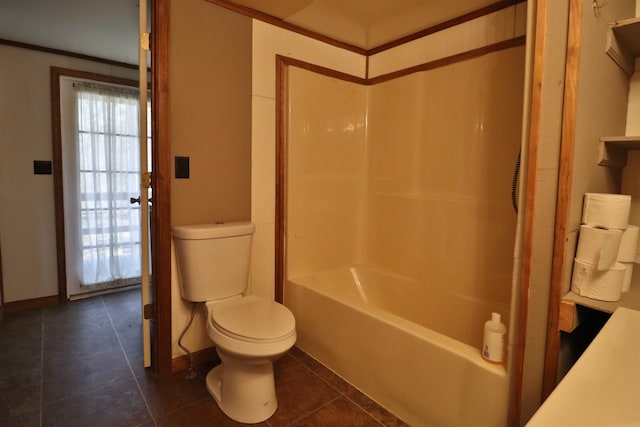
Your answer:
(0, 290), (409, 427)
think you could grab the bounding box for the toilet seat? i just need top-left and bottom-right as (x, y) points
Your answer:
(210, 295), (295, 344)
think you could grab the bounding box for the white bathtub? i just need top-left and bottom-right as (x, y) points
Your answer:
(285, 265), (509, 427)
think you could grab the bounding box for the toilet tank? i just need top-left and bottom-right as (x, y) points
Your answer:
(172, 221), (255, 302)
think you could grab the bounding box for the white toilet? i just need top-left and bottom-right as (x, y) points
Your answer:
(172, 221), (296, 424)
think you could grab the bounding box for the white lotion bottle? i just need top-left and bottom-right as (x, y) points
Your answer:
(482, 312), (506, 364)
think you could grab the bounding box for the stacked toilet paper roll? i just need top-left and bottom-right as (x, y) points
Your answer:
(571, 193), (635, 301)
(575, 225), (622, 270)
(572, 260), (626, 302)
(582, 193), (631, 229)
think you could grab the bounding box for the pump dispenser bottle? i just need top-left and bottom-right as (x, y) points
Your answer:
(482, 312), (506, 364)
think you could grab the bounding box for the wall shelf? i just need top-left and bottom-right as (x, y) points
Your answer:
(559, 273), (640, 332)
(606, 17), (640, 75)
(597, 136), (640, 168)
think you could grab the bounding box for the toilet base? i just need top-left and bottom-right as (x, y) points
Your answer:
(206, 357), (278, 424)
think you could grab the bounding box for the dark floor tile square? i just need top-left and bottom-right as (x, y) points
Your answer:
(43, 308), (112, 339)
(156, 397), (269, 427)
(118, 327), (143, 354)
(297, 353), (355, 394)
(0, 308), (42, 326)
(137, 365), (212, 418)
(0, 368), (41, 419)
(42, 377), (151, 427)
(0, 340), (42, 378)
(346, 389), (410, 427)
(268, 361), (340, 427)
(291, 396), (382, 427)
(101, 288), (141, 310)
(43, 323), (120, 361)
(42, 346), (132, 403)
(43, 297), (105, 322)
(115, 322), (150, 377)
(0, 309), (42, 346)
(103, 290), (142, 323)
(0, 407), (40, 427)
(273, 352), (298, 370)
(287, 346), (307, 361)
(111, 311), (143, 347)
(111, 311), (143, 334)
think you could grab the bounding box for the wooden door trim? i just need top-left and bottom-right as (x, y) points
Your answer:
(152, 0), (172, 377)
(541, 0), (582, 399)
(509, 0), (547, 424)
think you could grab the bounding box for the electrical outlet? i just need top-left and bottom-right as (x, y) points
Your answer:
(175, 156), (189, 179)
(33, 160), (52, 175)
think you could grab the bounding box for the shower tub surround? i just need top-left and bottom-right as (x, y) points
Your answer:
(284, 45), (525, 426)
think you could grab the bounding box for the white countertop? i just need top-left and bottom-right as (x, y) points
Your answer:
(526, 307), (640, 427)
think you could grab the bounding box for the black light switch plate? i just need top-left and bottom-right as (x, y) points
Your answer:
(34, 160), (52, 175)
(175, 156), (190, 179)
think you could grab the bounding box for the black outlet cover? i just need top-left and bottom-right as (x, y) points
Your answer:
(34, 160), (52, 175)
(175, 156), (190, 179)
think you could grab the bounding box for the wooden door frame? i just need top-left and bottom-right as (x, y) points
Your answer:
(151, 0), (172, 377)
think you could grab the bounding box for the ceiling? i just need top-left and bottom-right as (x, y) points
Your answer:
(0, 0), (500, 64)
(0, 0), (142, 64)
(225, 0), (499, 50)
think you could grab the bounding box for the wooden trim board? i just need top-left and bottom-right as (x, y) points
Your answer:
(206, 0), (524, 56)
(152, 0), (173, 378)
(509, 1), (547, 424)
(3, 295), (59, 313)
(541, 0), (582, 401)
(171, 347), (219, 373)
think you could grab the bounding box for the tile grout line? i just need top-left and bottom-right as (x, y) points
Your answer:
(342, 393), (387, 427)
(159, 396), (214, 421)
(100, 296), (158, 427)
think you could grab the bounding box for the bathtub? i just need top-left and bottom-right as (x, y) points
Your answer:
(284, 265), (509, 427)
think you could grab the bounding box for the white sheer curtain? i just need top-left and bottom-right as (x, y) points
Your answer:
(72, 83), (142, 288)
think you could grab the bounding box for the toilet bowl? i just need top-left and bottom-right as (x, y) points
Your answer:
(204, 296), (296, 423)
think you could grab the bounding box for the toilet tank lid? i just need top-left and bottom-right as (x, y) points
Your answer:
(172, 221), (255, 240)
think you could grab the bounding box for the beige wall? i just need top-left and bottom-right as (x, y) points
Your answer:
(0, 45), (137, 303)
(169, 0), (252, 227)
(169, 0), (252, 357)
